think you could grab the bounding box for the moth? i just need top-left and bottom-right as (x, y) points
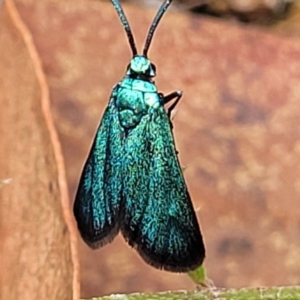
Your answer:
(74, 0), (205, 272)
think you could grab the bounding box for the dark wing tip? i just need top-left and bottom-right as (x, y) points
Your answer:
(76, 221), (120, 249)
(135, 238), (205, 272)
(122, 225), (205, 272)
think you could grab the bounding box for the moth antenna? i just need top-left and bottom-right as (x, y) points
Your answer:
(143, 0), (173, 57)
(111, 0), (137, 56)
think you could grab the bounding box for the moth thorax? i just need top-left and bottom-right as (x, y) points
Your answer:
(116, 88), (147, 129)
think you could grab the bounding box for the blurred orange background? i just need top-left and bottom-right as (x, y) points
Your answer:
(1, 0), (300, 298)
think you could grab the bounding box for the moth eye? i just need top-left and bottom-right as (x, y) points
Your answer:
(149, 63), (156, 77)
(151, 63), (156, 73)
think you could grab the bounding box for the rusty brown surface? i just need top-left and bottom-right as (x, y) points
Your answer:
(6, 0), (300, 297)
(0, 1), (74, 299)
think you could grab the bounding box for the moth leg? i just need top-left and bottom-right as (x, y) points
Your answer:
(162, 91), (182, 117)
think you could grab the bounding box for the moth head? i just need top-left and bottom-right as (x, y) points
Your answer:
(127, 55), (156, 78)
(112, 0), (172, 78)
